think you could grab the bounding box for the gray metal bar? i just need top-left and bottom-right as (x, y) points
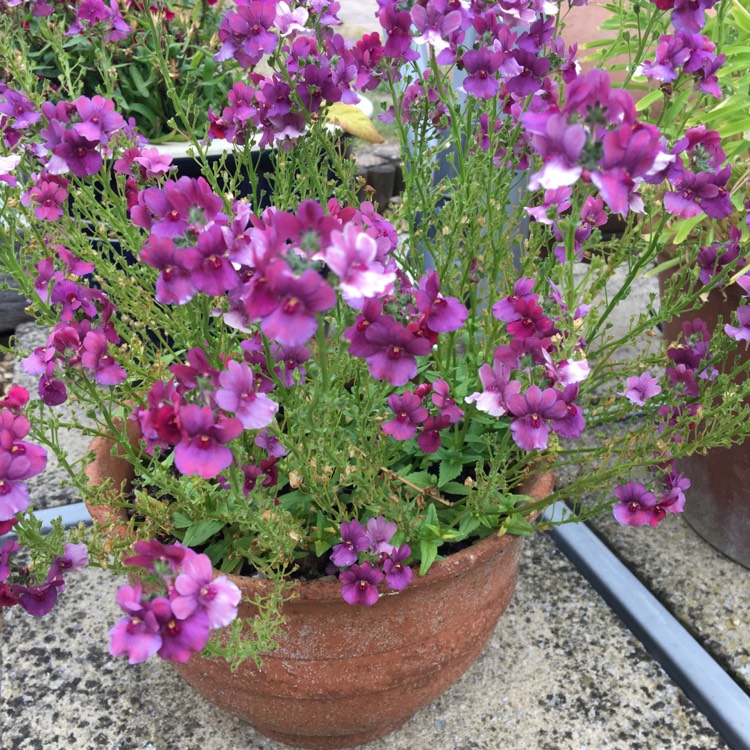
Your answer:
(1, 502), (92, 540)
(544, 501), (750, 750)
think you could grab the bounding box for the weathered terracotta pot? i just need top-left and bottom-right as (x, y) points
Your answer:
(659, 268), (750, 569)
(85, 434), (554, 749)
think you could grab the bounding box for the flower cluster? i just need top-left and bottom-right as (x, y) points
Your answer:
(330, 517), (413, 606)
(0, 386), (48, 522)
(1, 537), (88, 616)
(110, 540), (241, 664)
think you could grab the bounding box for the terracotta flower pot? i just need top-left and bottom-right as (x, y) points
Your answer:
(659, 268), (750, 568)
(84, 435), (554, 749)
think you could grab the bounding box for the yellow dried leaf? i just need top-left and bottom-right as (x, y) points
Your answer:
(326, 103), (384, 144)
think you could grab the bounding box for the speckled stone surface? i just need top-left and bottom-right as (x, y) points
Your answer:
(1, 533), (726, 750)
(589, 512), (750, 694)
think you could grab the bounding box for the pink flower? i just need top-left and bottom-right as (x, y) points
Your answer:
(172, 552), (241, 629)
(216, 360), (278, 429)
(339, 561), (383, 606)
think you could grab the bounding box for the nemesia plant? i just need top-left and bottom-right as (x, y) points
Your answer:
(3, 0), (235, 139)
(1, 0), (749, 670)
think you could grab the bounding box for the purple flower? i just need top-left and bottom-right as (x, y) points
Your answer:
(361, 319), (432, 386)
(465, 360), (516, 417)
(612, 482), (659, 527)
(0, 449), (48, 521)
(415, 271), (468, 333)
(724, 306), (750, 343)
(551, 384), (585, 440)
(172, 552), (241, 629)
(174, 406), (243, 479)
(124, 539), (187, 572)
(216, 360), (278, 429)
(622, 372), (662, 406)
(259, 263), (336, 347)
(140, 236), (199, 306)
(461, 49), (503, 99)
(417, 414), (451, 454)
(383, 544), (413, 591)
(47, 543), (89, 581)
(492, 277), (537, 322)
(365, 516), (397, 556)
(431, 379), (464, 423)
(330, 520), (370, 567)
(50, 128), (102, 178)
(81, 331), (126, 386)
(507, 386), (567, 451)
(13, 579), (63, 617)
(339, 562), (383, 606)
(216, 0), (278, 69)
(381, 391), (428, 440)
(109, 584), (163, 664)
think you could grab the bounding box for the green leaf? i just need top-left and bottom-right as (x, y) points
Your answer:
(204, 536), (230, 567)
(397, 470), (434, 489)
(419, 539), (439, 576)
(438, 458), (464, 487)
(182, 520), (225, 548)
(458, 514), (481, 537)
(172, 511), (193, 529)
(129, 66), (152, 99)
(441, 481), (470, 497)
(673, 214), (706, 245)
(635, 89), (663, 112)
(124, 102), (156, 130)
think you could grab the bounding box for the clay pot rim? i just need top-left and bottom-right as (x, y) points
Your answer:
(83, 433), (554, 603)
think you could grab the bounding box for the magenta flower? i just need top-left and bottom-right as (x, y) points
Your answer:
(260, 263), (336, 347)
(81, 331), (126, 386)
(365, 516), (397, 556)
(724, 306), (750, 343)
(361, 319), (432, 386)
(0, 449), (48, 521)
(152, 597), (211, 663)
(172, 552), (241, 629)
(24, 179), (68, 222)
(140, 236), (199, 306)
(174, 406), (243, 479)
(383, 544), (413, 591)
(324, 223), (395, 304)
(551, 384), (586, 440)
(612, 482), (659, 527)
(13, 579), (64, 617)
(125, 539), (187, 573)
(432, 379), (464, 424)
(507, 386), (567, 451)
(622, 372), (662, 406)
(330, 520), (370, 567)
(465, 360), (516, 417)
(216, 360), (278, 429)
(381, 391), (428, 440)
(417, 414), (451, 454)
(109, 584), (162, 664)
(415, 271), (468, 333)
(461, 49), (503, 99)
(506, 299), (554, 341)
(339, 562), (383, 606)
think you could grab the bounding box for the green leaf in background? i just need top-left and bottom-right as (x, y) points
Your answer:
(182, 519), (225, 547)
(419, 539), (439, 576)
(438, 457), (464, 487)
